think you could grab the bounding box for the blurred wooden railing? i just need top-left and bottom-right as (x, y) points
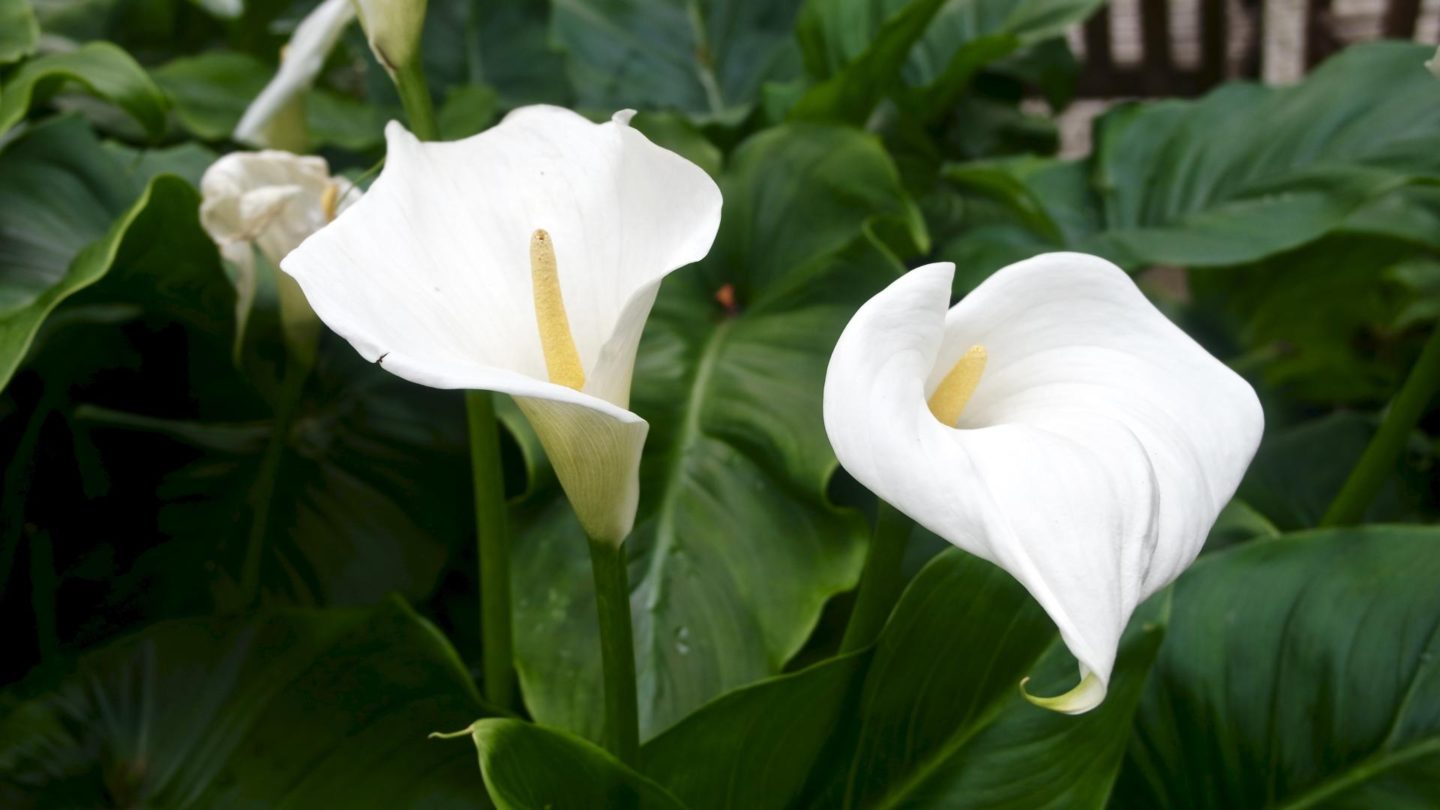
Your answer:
(1075, 0), (1436, 98)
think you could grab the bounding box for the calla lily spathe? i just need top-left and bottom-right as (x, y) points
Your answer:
(234, 0), (355, 148)
(353, 0), (427, 74)
(824, 254), (1263, 714)
(281, 106), (723, 544)
(199, 150), (355, 353)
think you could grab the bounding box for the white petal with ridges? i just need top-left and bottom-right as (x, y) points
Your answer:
(824, 255), (1262, 711)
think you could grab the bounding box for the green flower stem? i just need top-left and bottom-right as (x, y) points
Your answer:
(393, 60), (439, 142)
(393, 50), (518, 710)
(840, 500), (913, 653)
(1321, 324), (1440, 528)
(466, 390), (515, 710)
(588, 536), (640, 766)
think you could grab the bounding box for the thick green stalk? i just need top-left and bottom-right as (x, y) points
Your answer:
(466, 390), (514, 710)
(393, 61), (439, 141)
(588, 537), (639, 766)
(1321, 325), (1440, 527)
(0, 392), (50, 601)
(29, 528), (57, 661)
(840, 501), (913, 653)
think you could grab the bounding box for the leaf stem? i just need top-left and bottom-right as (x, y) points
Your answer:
(840, 500), (913, 652)
(588, 536), (640, 766)
(0, 389), (52, 601)
(394, 60), (439, 141)
(239, 366), (308, 607)
(1321, 324), (1440, 527)
(466, 390), (515, 710)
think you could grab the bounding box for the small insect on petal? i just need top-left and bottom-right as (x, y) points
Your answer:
(927, 345), (987, 427)
(530, 229), (586, 391)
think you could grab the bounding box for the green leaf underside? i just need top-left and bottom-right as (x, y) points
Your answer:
(1116, 526), (1440, 809)
(0, 598), (489, 807)
(637, 548), (1166, 809)
(511, 124), (925, 743)
(0, 42), (169, 139)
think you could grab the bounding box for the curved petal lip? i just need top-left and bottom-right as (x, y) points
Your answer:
(365, 343), (646, 426)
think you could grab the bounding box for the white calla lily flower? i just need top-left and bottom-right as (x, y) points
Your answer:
(200, 150), (355, 359)
(234, 0), (355, 148)
(824, 254), (1263, 714)
(281, 105), (723, 544)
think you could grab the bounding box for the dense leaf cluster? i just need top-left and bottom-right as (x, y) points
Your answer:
(1, 0), (1438, 806)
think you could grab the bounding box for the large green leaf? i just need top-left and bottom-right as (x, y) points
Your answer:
(0, 116), (219, 393)
(511, 124), (926, 743)
(419, 0), (572, 107)
(640, 653), (869, 808)
(0, 598), (489, 807)
(1189, 235), (1431, 405)
(468, 720), (685, 809)
(637, 548), (1165, 809)
(0, 0), (38, 64)
(550, 0), (803, 121)
(0, 42), (169, 139)
(1083, 43), (1440, 267)
(1113, 527), (1440, 809)
(940, 43), (1440, 271)
(818, 549), (1166, 809)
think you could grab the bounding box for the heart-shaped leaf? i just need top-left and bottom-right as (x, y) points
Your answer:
(511, 123), (925, 742)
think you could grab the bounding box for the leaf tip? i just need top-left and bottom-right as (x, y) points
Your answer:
(428, 721), (479, 741)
